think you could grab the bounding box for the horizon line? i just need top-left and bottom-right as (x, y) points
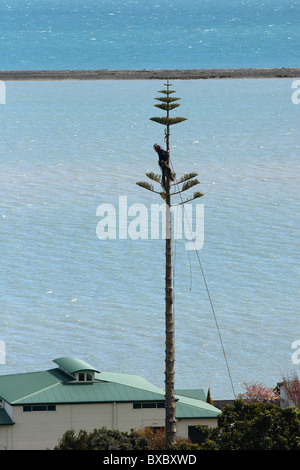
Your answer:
(0, 67), (299, 81)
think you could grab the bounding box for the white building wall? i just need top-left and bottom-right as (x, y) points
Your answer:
(0, 403), (218, 450)
(0, 403), (166, 450)
(3, 401), (13, 420)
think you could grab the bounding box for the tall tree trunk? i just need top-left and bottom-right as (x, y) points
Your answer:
(164, 124), (176, 449)
(146, 81), (189, 448)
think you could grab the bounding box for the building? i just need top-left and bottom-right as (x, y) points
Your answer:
(0, 357), (221, 450)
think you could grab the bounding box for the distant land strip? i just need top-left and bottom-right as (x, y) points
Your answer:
(0, 68), (300, 81)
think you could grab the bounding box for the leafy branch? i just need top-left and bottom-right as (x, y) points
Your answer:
(145, 172), (162, 184)
(136, 181), (166, 198)
(150, 117), (187, 126)
(181, 178), (200, 192)
(176, 172), (198, 184)
(175, 191), (204, 206)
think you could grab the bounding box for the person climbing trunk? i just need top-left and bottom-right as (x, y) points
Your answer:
(153, 143), (174, 188)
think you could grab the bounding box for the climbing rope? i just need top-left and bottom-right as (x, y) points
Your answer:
(169, 156), (237, 399)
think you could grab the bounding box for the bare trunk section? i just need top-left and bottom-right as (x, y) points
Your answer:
(164, 124), (176, 449)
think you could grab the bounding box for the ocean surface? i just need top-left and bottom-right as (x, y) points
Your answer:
(0, 0), (299, 70)
(1, 79), (299, 399)
(0, 0), (299, 400)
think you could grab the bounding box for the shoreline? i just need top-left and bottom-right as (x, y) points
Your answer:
(0, 68), (299, 81)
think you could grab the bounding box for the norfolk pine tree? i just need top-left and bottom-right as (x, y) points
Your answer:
(136, 81), (203, 449)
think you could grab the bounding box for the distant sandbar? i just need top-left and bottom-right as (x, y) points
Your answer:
(0, 68), (299, 81)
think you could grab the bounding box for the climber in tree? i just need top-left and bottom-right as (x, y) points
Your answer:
(153, 144), (174, 188)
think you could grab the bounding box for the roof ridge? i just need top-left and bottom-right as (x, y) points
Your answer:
(105, 379), (165, 398)
(12, 381), (61, 404)
(175, 394), (220, 412)
(97, 371), (165, 394)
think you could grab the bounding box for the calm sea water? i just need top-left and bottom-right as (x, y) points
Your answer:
(0, 0), (299, 70)
(0, 79), (299, 399)
(0, 0), (299, 399)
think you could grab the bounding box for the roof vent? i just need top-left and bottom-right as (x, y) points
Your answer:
(53, 357), (100, 382)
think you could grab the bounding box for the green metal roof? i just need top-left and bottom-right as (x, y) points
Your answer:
(11, 382), (166, 405)
(175, 394), (220, 419)
(0, 408), (14, 425)
(0, 368), (67, 404)
(97, 371), (165, 395)
(53, 357), (99, 374)
(175, 389), (206, 402)
(0, 359), (166, 406)
(0, 358), (221, 419)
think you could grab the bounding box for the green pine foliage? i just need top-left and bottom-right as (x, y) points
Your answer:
(158, 89), (176, 94)
(177, 172), (198, 183)
(138, 81), (203, 205)
(149, 116), (187, 126)
(154, 103), (181, 111)
(136, 181), (154, 192)
(155, 96), (181, 103)
(192, 191), (204, 200)
(150, 82), (187, 128)
(145, 172), (162, 183)
(206, 388), (214, 406)
(181, 179), (200, 192)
